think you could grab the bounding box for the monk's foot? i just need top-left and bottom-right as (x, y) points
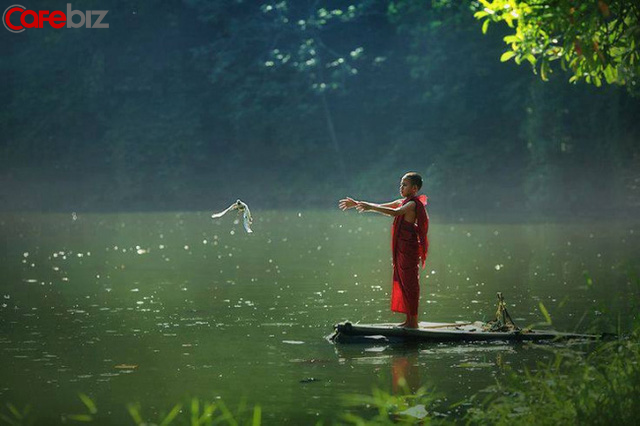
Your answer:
(404, 320), (419, 329)
(397, 321), (408, 328)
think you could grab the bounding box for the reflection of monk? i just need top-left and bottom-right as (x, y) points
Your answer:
(392, 353), (421, 393)
(339, 172), (428, 328)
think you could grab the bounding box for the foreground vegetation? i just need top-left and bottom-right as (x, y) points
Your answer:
(465, 332), (640, 425)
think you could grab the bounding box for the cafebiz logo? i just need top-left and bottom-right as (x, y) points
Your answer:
(3, 3), (109, 33)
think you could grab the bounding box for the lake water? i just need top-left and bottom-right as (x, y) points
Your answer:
(0, 211), (638, 424)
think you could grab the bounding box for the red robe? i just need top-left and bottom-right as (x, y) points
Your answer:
(391, 195), (429, 315)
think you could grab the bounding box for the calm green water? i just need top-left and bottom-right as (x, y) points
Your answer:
(0, 211), (638, 424)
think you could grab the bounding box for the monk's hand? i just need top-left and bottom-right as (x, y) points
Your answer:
(339, 197), (357, 211)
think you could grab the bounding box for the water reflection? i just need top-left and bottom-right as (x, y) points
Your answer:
(391, 352), (421, 394)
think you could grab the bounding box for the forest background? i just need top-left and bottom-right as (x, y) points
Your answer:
(1, 0), (639, 220)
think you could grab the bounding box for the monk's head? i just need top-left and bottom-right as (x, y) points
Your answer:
(400, 172), (422, 198)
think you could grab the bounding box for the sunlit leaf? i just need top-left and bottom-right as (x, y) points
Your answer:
(504, 35), (520, 43)
(500, 51), (516, 62)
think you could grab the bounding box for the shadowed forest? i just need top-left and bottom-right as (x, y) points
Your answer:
(1, 0), (639, 219)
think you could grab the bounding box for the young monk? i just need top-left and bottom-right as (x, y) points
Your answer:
(338, 172), (429, 328)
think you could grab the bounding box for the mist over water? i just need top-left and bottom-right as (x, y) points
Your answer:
(1, 211), (637, 422)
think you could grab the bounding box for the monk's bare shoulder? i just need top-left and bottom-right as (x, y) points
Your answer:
(398, 200), (416, 215)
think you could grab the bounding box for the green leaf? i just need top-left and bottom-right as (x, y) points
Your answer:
(215, 401), (238, 426)
(482, 19), (490, 34)
(159, 403), (182, 426)
(500, 51), (516, 62)
(6, 404), (22, 420)
(593, 75), (602, 86)
(583, 270), (594, 287)
(78, 394), (97, 415)
(252, 405), (262, 426)
(198, 402), (217, 424)
(539, 302), (552, 324)
(127, 403), (144, 425)
(190, 398), (199, 425)
(504, 14), (513, 28)
(540, 61), (550, 81)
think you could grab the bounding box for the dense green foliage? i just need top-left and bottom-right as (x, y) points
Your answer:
(474, 0), (640, 89)
(466, 336), (640, 425)
(1, 0), (639, 217)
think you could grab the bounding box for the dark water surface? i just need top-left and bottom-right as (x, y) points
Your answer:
(1, 211), (638, 423)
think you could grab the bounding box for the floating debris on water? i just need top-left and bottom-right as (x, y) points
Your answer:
(114, 364), (138, 370)
(364, 346), (387, 353)
(456, 361), (494, 369)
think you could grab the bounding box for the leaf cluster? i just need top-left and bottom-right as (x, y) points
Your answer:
(474, 0), (640, 90)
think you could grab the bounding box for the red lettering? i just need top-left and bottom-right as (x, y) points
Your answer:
(50, 11), (66, 29)
(37, 10), (66, 29)
(4, 6), (25, 31)
(38, 10), (49, 28)
(4, 4), (107, 32)
(20, 10), (38, 28)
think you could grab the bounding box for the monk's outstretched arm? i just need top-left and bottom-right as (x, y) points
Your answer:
(340, 198), (401, 211)
(357, 201), (414, 217)
(380, 199), (403, 208)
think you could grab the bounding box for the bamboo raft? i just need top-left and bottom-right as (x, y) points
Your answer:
(329, 293), (601, 344)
